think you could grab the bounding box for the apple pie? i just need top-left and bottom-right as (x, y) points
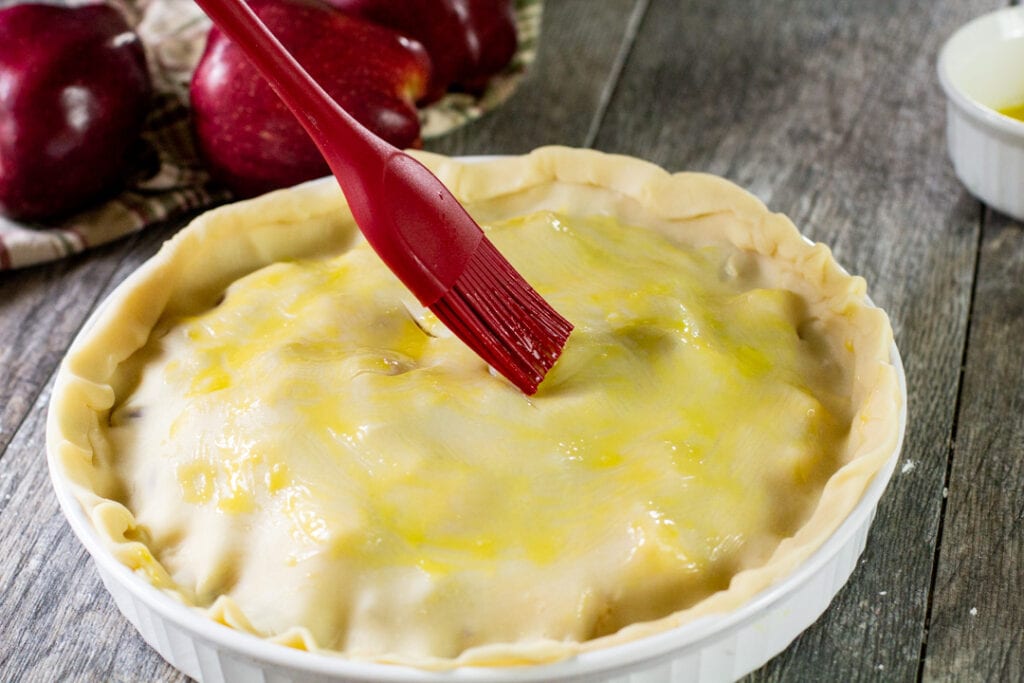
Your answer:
(48, 147), (901, 669)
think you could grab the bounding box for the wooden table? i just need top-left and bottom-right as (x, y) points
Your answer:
(2, 1), (1022, 680)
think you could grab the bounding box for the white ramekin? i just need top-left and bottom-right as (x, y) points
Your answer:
(46, 170), (908, 682)
(938, 6), (1024, 221)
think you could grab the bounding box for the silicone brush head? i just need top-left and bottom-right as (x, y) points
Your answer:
(432, 236), (573, 394)
(371, 152), (573, 395)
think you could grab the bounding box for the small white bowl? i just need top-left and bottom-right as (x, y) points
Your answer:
(938, 7), (1024, 221)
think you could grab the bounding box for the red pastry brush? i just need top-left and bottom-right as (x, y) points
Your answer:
(194, 0), (572, 394)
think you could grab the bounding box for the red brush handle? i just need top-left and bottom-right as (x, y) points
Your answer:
(193, 0), (481, 305)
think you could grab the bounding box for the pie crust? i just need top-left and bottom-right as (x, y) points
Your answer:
(47, 147), (901, 668)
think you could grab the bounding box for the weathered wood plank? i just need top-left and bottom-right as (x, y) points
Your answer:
(922, 212), (1024, 682)
(592, 0), (998, 679)
(0, 378), (185, 683)
(425, 0), (648, 156)
(0, 236), (141, 459)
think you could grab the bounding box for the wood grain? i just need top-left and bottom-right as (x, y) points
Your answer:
(0, 378), (184, 683)
(0, 237), (140, 459)
(425, 0), (648, 157)
(923, 212), (1024, 682)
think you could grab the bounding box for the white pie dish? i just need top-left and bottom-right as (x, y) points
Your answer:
(938, 6), (1024, 221)
(46, 153), (907, 682)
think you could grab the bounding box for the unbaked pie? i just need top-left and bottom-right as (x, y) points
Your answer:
(48, 147), (901, 668)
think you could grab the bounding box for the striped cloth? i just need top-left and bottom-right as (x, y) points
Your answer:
(0, 0), (541, 270)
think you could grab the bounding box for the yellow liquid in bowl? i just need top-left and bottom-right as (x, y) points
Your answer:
(998, 102), (1024, 122)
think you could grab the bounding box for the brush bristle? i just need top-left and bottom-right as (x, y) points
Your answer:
(430, 236), (573, 395)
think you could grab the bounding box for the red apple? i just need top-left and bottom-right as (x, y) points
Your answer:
(0, 3), (151, 221)
(326, 0), (518, 101)
(190, 0), (431, 198)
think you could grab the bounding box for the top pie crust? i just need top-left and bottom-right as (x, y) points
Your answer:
(47, 146), (901, 668)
